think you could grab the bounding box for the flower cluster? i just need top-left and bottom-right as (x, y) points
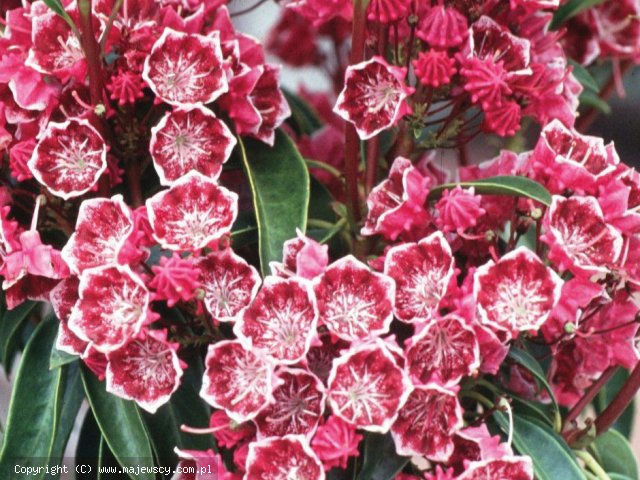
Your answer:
(1, 0), (640, 479)
(274, 0), (581, 140)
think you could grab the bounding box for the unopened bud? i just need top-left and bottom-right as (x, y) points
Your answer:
(530, 208), (543, 220)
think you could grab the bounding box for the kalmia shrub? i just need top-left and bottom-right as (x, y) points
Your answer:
(1, 0), (640, 479)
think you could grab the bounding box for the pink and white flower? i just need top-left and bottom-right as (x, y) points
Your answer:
(245, 435), (325, 480)
(28, 119), (107, 200)
(67, 265), (150, 353)
(253, 368), (326, 439)
(146, 172), (238, 252)
(384, 232), (455, 323)
(149, 106), (236, 185)
(474, 247), (563, 334)
(62, 195), (134, 274)
(106, 329), (183, 413)
(390, 384), (463, 461)
(327, 340), (412, 432)
(334, 57), (413, 140)
(200, 340), (275, 422)
(313, 255), (395, 342)
(142, 28), (228, 107)
(197, 249), (261, 323)
(235, 276), (318, 364)
(405, 315), (480, 385)
(541, 195), (623, 277)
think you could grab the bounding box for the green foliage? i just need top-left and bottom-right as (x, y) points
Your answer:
(356, 433), (410, 480)
(238, 130), (310, 275)
(427, 175), (553, 207)
(591, 430), (639, 480)
(551, 0), (605, 29)
(81, 366), (155, 480)
(0, 301), (38, 374)
(494, 412), (586, 480)
(0, 318), (67, 479)
(508, 347), (561, 429)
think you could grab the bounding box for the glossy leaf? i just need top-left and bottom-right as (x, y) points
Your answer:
(50, 347), (78, 370)
(569, 60), (599, 92)
(508, 347), (560, 425)
(428, 176), (552, 207)
(580, 90), (611, 115)
(81, 366), (155, 480)
(551, 0), (605, 29)
(42, 0), (78, 33)
(0, 317), (65, 479)
(283, 89), (323, 135)
(47, 363), (84, 479)
(0, 301), (37, 372)
(75, 411), (100, 480)
(142, 361), (214, 472)
(356, 433), (409, 480)
(494, 412), (586, 480)
(591, 430), (638, 480)
(238, 130), (310, 275)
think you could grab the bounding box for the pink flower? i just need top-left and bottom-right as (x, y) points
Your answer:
(311, 415), (362, 470)
(362, 157), (433, 241)
(367, 0), (412, 23)
(149, 253), (201, 307)
(413, 50), (457, 88)
(482, 100), (522, 137)
(207, 410), (255, 449)
(435, 186), (486, 234)
(106, 329), (184, 413)
(417, 5), (468, 48)
(334, 57), (413, 140)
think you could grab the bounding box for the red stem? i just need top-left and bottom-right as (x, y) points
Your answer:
(594, 361), (640, 434)
(78, 0), (103, 107)
(78, 0), (111, 197)
(564, 367), (617, 429)
(365, 136), (380, 195)
(343, 0), (369, 224)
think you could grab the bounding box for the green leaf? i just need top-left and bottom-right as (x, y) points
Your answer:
(591, 430), (638, 480)
(494, 413), (586, 480)
(49, 347), (78, 370)
(0, 301), (37, 373)
(356, 433), (410, 480)
(580, 90), (612, 115)
(238, 130), (310, 275)
(427, 176), (552, 207)
(142, 363), (214, 474)
(551, 0), (605, 29)
(46, 363), (84, 479)
(282, 89), (323, 135)
(81, 366), (155, 480)
(97, 437), (120, 480)
(0, 318), (65, 479)
(75, 412), (101, 480)
(569, 60), (599, 92)
(508, 347), (560, 426)
(609, 475), (635, 480)
(41, 0), (78, 33)
(510, 396), (553, 428)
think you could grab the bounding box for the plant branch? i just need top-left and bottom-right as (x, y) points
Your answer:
(343, 0), (370, 225)
(564, 366), (617, 429)
(594, 361), (640, 435)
